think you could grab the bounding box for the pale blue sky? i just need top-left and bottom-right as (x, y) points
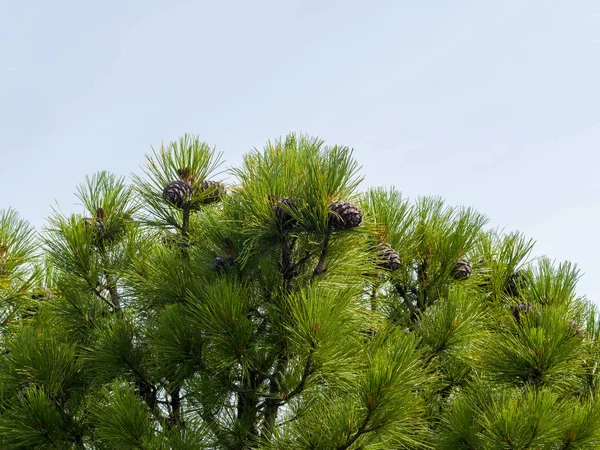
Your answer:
(1, 1), (599, 301)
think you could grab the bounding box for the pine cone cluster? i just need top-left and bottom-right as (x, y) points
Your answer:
(512, 302), (532, 323)
(377, 243), (402, 271)
(452, 258), (472, 280)
(163, 180), (193, 208)
(199, 180), (226, 204)
(212, 255), (235, 274)
(328, 201), (362, 230)
(273, 197), (297, 231)
(163, 166), (225, 208)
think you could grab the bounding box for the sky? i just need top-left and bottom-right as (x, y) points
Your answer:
(1, 1), (599, 302)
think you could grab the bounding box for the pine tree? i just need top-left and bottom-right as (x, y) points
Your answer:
(0, 133), (598, 449)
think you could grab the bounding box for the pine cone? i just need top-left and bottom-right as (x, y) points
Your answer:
(377, 243), (402, 271)
(177, 167), (195, 183)
(273, 197), (297, 231)
(199, 180), (226, 204)
(212, 255), (235, 274)
(84, 214), (104, 235)
(0, 243), (7, 272)
(328, 201), (362, 230)
(30, 287), (57, 301)
(161, 232), (180, 248)
(163, 180), (193, 208)
(94, 207), (105, 234)
(568, 320), (585, 337)
(512, 302), (532, 323)
(452, 258), (472, 280)
(505, 271), (525, 296)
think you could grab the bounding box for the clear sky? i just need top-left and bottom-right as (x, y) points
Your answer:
(1, 1), (599, 302)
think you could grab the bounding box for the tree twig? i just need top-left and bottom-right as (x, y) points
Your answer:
(91, 286), (117, 310)
(312, 231), (331, 280)
(336, 407), (374, 450)
(284, 349), (315, 402)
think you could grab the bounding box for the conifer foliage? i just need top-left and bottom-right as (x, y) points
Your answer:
(0, 133), (598, 449)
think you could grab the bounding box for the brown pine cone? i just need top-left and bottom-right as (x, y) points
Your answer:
(377, 243), (402, 271)
(163, 180), (193, 208)
(212, 255), (235, 274)
(452, 258), (472, 280)
(511, 302), (532, 323)
(199, 180), (226, 204)
(328, 201), (362, 229)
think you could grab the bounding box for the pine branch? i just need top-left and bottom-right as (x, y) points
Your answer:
(263, 354), (288, 436)
(587, 372), (596, 397)
(260, 349), (315, 441)
(291, 251), (312, 273)
(336, 407), (374, 450)
(118, 357), (166, 425)
(281, 235), (296, 287)
(370, 285), (379, 311)
(107, 285), (121, 312)
(258, 269), (272, 302)
(416, 258), (428, 310)
(395, 282), (417, 321)
(252, 367), (277, 384)
(312, 231), (331, 280)
(180, 207), (191, 261)
(284, 348), (315, 402)
(199, 408), (228, 448)
(104, 269), (122, 313)
(261, 231), (311, 437)
(168, 388), (184, 428)
(91, 285), (117, 310)
(236, 372), (261, 437)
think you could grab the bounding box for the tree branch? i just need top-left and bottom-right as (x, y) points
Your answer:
(284, 349), (315, 402)
(263, 355), (288, 435)
(292, 251), (312, 272)
(370, 286), (379, 311)
(336, 407), (374, 450)
(91, 286), (117, 310)
(395, 283), (417, 321)
(416, 258), (428, 309)
(169, 388), (184, 428)
(281, 235), (296, 285)
(105, 276), (122, 313)
(312, 232), (331, 280)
